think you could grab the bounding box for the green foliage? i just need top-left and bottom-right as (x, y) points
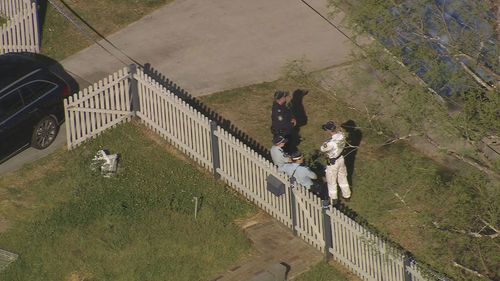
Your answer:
(459, 89), (500, 139)
(0, 123), (256, 280)
(425, 171), (500, 280)
(325, 1), (500, 275)
(329, 0), (498, 82)
(328, 0), (499, 142)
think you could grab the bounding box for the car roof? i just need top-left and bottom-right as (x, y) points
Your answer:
(0, 53), (49, 91)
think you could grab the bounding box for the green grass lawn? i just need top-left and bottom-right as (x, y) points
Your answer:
(295, 262), (352, 281)
(39, 0), (173, 60)
(0, 122), (257, 280)
(198, 76), (500, 280)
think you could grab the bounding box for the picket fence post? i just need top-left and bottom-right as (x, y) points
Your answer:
(322, 209), (333, 261)
(128, 64), (140, 114)
(210, 121), (220, 179)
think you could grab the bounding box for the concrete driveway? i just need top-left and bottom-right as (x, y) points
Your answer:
(0, 0), (354, 175)
(61, 0), (353, 95)
(0, 125), (67, 175)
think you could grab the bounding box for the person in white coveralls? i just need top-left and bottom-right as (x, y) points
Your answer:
(320, 121), (351, 204)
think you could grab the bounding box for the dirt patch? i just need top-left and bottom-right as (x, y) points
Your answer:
(67, 272), (91, 281)
(234, 211), (271, 230)
(0, 152), (65, 190)
(327, 260), (364, 281)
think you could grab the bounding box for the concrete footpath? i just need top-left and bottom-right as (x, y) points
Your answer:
(61, 0), (353, 96)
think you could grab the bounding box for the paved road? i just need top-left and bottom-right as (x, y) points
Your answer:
(0, 0), (354, 175)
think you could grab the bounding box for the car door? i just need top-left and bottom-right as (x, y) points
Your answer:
(20, 80), (59, 120)
(0, 90), (28, 162)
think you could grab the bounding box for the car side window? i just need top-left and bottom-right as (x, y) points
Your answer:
(19, 80), (57, 105)
(0, 92), (23, 123)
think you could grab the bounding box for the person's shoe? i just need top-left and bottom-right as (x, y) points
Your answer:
(343, 196), (351, 203)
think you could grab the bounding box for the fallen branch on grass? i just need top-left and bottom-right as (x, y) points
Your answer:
(432, 221), (499, 239)
(424, 135), (500, 181)
(382, 133), (417, 146)
(452, 261), (492, 280)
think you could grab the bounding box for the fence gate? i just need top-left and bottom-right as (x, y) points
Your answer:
(64, 67), (133, 150)
(0, 0), (40, 54)
(292, 187), (325, 252)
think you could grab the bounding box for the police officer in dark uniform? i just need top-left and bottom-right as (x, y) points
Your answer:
(271, 90), (297, 152)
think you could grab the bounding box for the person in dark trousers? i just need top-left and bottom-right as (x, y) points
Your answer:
(271, 90), (296, 152)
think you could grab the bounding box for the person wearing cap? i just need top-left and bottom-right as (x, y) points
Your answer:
(270, 135), (291, 169)
(320, 121), (351, 204)
(279, 151), (317, 190)
(271, 90), (296, 151)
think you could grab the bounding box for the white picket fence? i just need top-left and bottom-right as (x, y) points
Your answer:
(64, 66), (442, 281)
(64, 67), (133, 150)
(135, 69), (214, 172)
(0, 0), (39, 54)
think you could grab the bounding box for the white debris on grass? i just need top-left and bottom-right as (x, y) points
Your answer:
(90, 149), (119, 178)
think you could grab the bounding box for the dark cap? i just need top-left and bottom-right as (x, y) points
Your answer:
(272, 135), (287, 145)
(274, 90), (289, 100)
(290, 151), (303, 161)
(321, 121), (336, 131)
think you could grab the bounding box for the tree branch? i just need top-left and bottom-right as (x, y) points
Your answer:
(424, 135), (500, 181)
(407, 23), (498, 91)
(452, 261), (492, 280)
(479, 219), (500, 236)
(434, 1), (455, 43)
(382, 133), (417, 146)
(458, 61), (495, 91)
(432, 221), (499, 239)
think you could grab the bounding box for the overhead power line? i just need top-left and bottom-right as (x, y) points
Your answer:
(46, 0), (142, 67)
(299, 0), (465, 108)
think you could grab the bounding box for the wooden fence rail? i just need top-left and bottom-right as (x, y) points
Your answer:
(0, 0), (39, 54)
(64, 67), (133, 150)
(64, 66), (444, 281)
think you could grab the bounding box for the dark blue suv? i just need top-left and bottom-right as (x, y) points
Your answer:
(0, 53), (74, 163)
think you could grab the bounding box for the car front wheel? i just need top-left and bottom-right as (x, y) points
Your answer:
(31, 116), (59, 149)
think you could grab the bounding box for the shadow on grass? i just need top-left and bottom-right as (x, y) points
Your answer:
(341, 120), (362, 189)
(143, 63), (271, 161)
(287, 89), (308, 153)
(37, 0), (49, 44)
